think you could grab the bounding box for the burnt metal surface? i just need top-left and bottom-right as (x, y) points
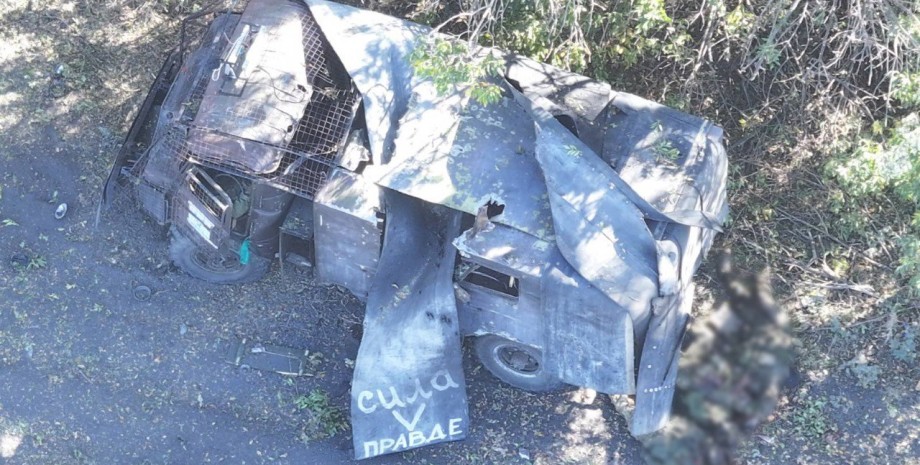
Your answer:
(350, 190), (467, 459)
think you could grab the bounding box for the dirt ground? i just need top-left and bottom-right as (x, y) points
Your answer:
(0, 1), (917, 465)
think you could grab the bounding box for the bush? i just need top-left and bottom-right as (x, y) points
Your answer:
(826, 114), (920, 292)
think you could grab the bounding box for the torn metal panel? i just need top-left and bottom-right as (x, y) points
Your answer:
(306, 0), (556, 239)
(631, 286), (694, 436)
(518, 89), (660, 326)
(364, 80), (556, 241)
(453, 223), (551, 348)
(504, 54), (612, 154)
(455, 282), (544, 349)
(305, 0), (428, 165)
(454, 220), (636, 392)
(351, 190), (467, 459)
(453, 222), (554, 280)
(504, 54), (612, 123)
(604, 92), (728, 222)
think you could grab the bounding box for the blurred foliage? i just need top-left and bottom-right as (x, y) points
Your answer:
(293, 389), (348, 439)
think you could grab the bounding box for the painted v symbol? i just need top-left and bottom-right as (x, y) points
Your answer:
(391, 403), (426, 432)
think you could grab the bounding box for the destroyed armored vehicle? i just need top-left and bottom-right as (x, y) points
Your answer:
(101, 0), (727, 459)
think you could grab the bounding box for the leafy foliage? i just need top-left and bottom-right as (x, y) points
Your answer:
(293, 389), (348, 439)
(791, 396), (833, 439)
(826, 113), (920, 293)
(479, 0), (687, 75)
(410, 36), (504, 105)
(892, 71), (920, 109)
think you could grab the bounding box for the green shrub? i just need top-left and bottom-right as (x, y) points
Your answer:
(826, 113), (920, 293)
(409, 36), (504, 105)
(486, 0), (687, 75)
(892, 71), (920, 109)
(293, 389), (348, 439)
(889, 324), (917, 362)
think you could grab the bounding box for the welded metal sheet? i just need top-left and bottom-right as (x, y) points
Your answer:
(365, 81), (555, 240)
(542, 253), (636, 394)
(513, 89), (660, 323)
(305, 0), (427, 165)
(350, 190), (467, 459)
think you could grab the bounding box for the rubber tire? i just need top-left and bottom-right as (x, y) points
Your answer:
(168, 230), (270, 285)
(474, 335), (565, 392)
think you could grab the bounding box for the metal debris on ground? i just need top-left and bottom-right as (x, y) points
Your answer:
(132, 284), (152, 301)
(224, 337), (312, 376)
(9, 253), (29, 268)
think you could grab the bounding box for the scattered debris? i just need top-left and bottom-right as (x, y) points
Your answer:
(9, 253), (29, 268)
(54, 203), (68, 220)
(224, 337), (311, 376)
(49, 64), (68, 99)
(132, 284), (152, 301)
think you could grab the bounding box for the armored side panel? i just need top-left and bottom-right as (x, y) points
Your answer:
(312, 168), (382, 297)
(452, 224), (551, 349)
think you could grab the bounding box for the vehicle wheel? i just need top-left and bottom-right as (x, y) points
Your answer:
(168, 229), (270, 284)
(474, 335), (564, 392)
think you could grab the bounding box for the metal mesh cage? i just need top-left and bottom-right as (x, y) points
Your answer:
(163, 4), (359, 199)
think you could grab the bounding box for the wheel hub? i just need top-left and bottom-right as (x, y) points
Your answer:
(498, 345), (540, 374)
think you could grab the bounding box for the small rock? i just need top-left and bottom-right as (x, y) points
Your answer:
(572, 387), (597, 405)
(518, 448), (531, 461)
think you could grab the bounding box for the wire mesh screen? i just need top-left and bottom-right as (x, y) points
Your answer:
(162, 4), (359, 199)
